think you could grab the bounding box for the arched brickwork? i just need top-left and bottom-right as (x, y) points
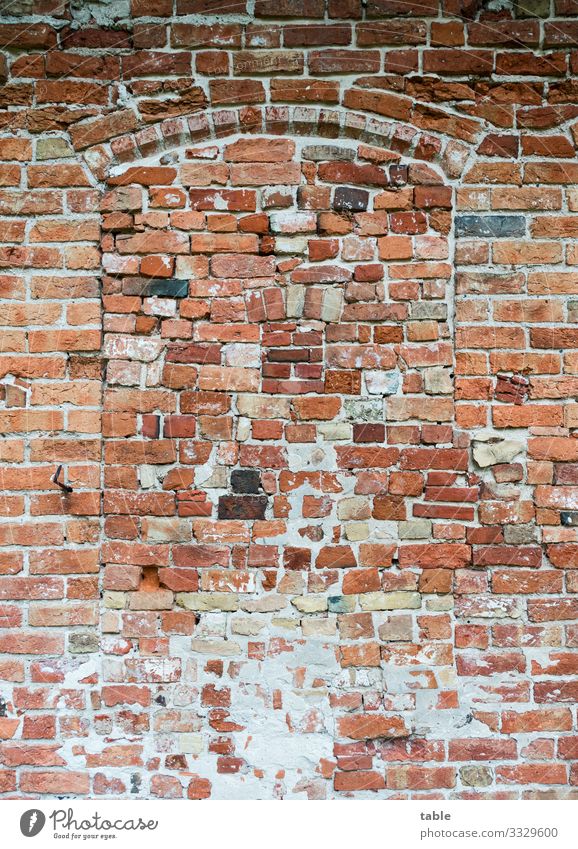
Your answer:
(81, 102), (476, 185)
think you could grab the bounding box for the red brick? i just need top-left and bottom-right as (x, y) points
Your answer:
(20, 771), (90, 794)
(338, 714), (409, 740)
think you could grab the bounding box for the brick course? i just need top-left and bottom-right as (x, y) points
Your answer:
(0, 0), (578, 800)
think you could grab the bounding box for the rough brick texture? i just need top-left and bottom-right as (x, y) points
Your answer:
(1, 0), (578, 800)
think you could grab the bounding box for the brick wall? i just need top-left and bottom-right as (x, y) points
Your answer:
(1, 0), (578, 800)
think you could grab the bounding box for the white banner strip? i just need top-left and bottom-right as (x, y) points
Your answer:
(1, 798), (576, 849)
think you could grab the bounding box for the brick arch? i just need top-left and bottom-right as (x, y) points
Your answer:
(77, 103), (477, 186)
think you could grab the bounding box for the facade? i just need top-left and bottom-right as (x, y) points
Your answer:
(0, 0), (577, 799)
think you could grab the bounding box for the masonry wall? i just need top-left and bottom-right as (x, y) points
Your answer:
(1, 0), (578, 800)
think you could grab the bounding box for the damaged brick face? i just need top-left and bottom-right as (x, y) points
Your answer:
(2, 0), (578, 801)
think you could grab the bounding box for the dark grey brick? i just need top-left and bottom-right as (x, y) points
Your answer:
(218, 495), (268, 520)
(333, 186), (369, 212)
(231, 469), (261, 494)
(122, 278), (189, 298)
(147, 278), (189, 298)
(455, 215), (526, 238)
